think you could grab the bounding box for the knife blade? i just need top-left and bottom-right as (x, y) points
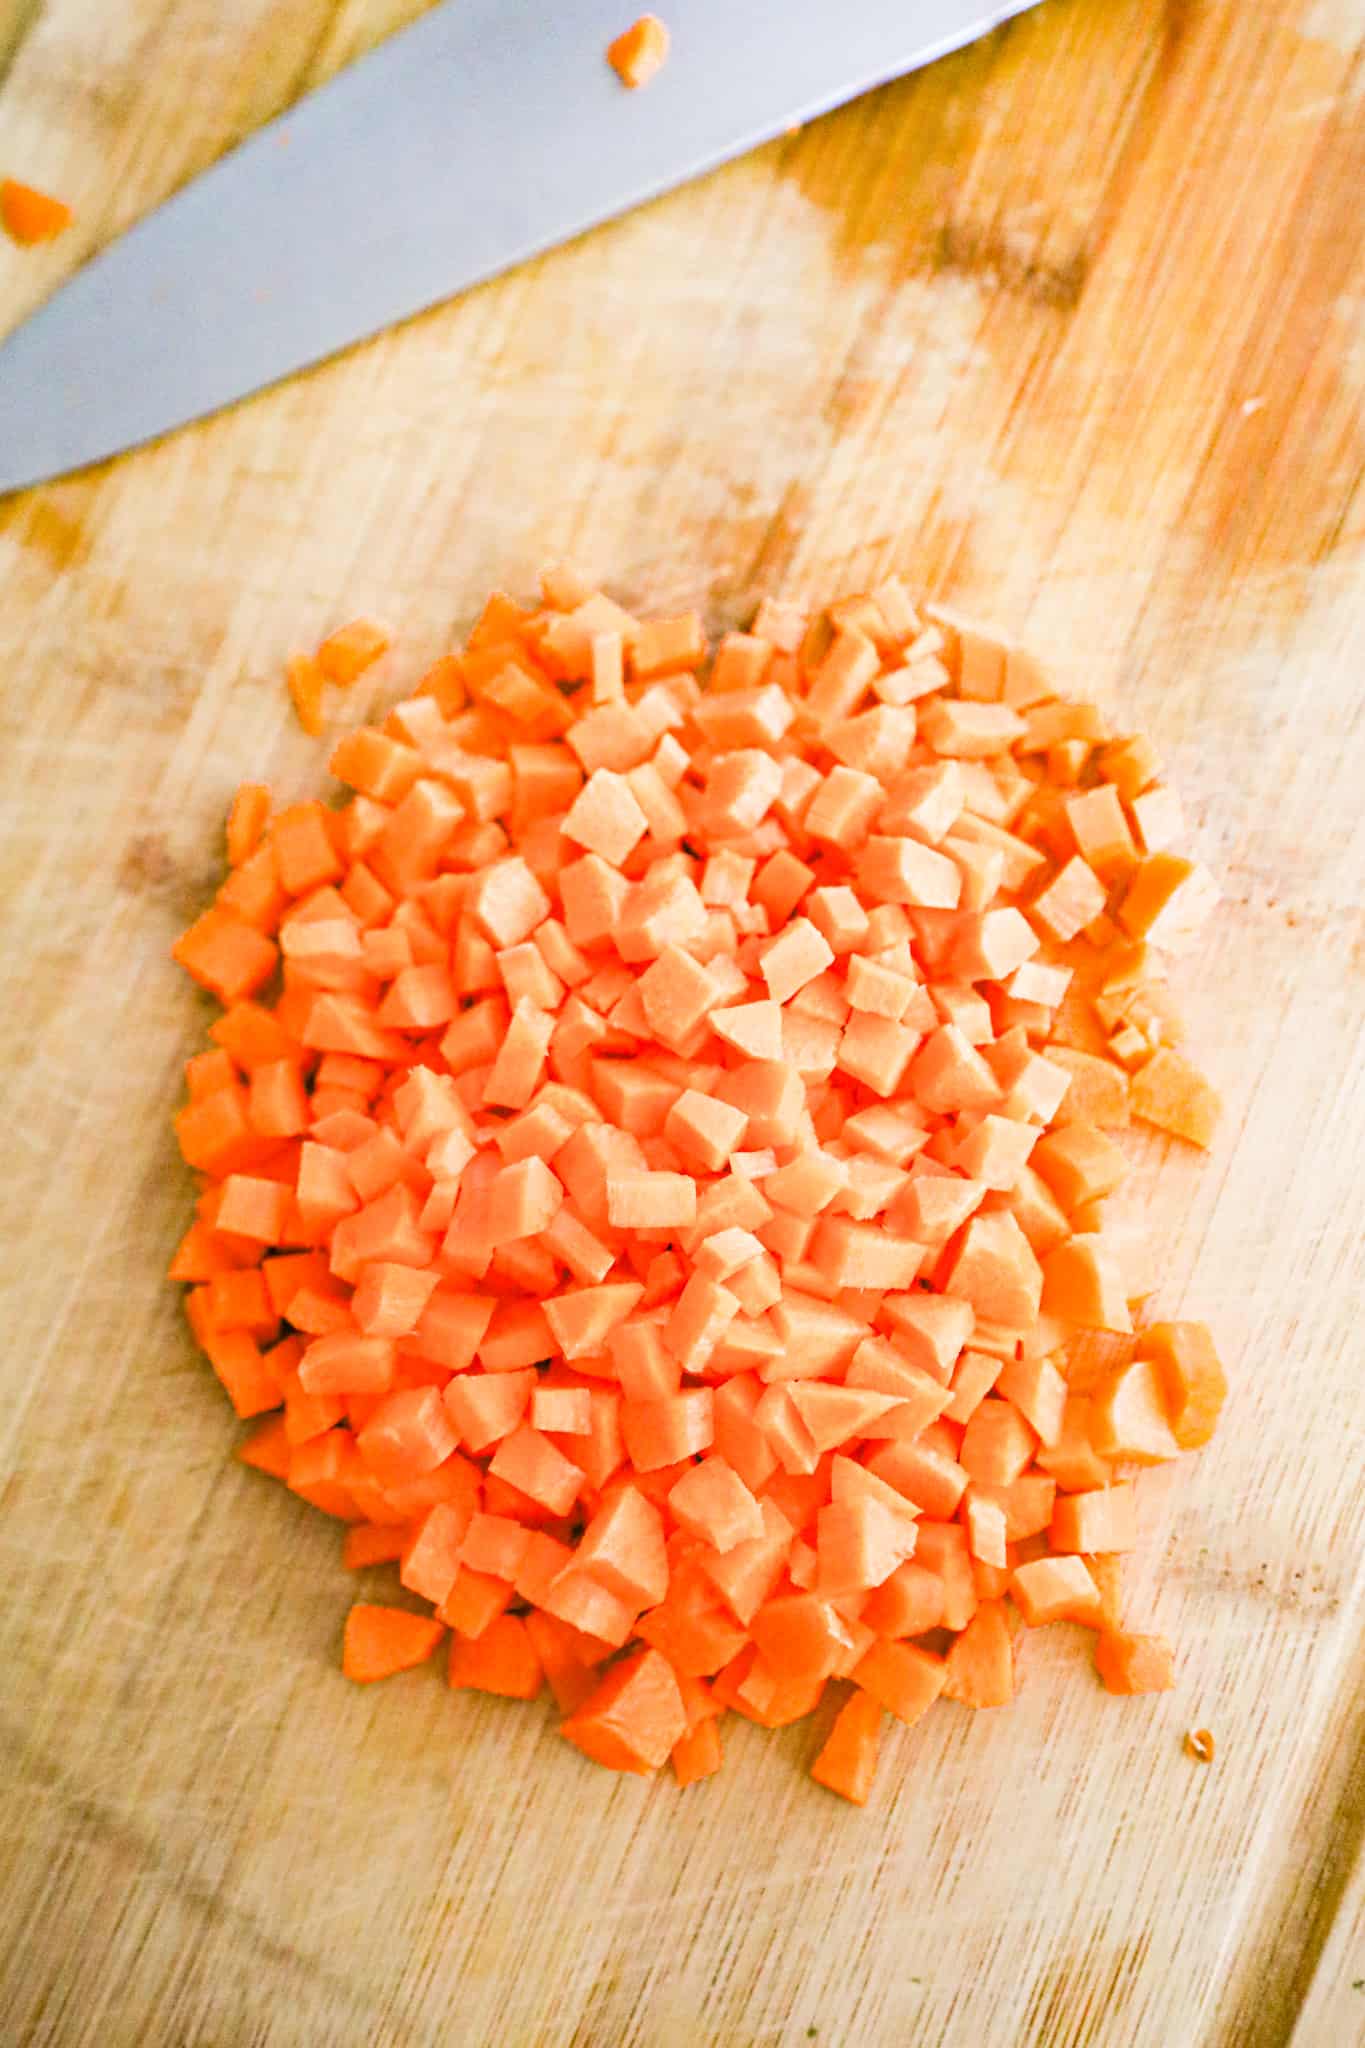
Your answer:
(0, 0), (1038, 496)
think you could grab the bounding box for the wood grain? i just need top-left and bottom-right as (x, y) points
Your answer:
(2, 2), (1364, 2043)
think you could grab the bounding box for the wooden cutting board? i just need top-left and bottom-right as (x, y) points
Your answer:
(2, 2), (1363, 2043)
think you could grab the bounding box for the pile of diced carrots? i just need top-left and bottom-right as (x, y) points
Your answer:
(170, 566), (1228, 1804)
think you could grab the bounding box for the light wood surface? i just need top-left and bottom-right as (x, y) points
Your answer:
(2, 3), (1364, 2043)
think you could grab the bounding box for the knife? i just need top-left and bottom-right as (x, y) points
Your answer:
(0, 0), (1039, 496)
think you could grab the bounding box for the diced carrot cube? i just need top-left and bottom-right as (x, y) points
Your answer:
(342, 1604), (443, 1681)
(1094, 1629), (1175, 1695)
(852, 1639), (946, 1724)
(810, 1689), (882, 1805)
(1130, 1047), (1221, 1148)
(561, 1648), (687, 1775)
(942, 1600), (1013, 1706)
(1041, 1234), (1133, 1334)
(317, 619), (389, 686)
(1050, 1484), (1137, 1555)
(1011, 1554), (1102, 1627)
(1137, 1320), (1226, 1449)
(173, 910), (279, 1007)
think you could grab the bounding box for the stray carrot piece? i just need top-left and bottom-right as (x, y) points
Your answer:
(342, 1603), (444, 1681)
(671, 1715), (724, 1786)
(1094, 1629), (1175, 1696)
(810, 1689), (883, 1805)
(1, 177), (72, 244)
(606, 15), (671, 89)
(226, 783), (271, 868)
(1184, 1727), (1215, 1764)
(317, 619), (390, 687)
(287, 654), (326, 737)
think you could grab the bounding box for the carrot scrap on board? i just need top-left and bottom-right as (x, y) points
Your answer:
(1184, 1727), (1215, 1763)
(283, 620), (390, 734)
(342, 1603), (444, 1682)
(286, 655), (326, 738)
(1, 177), (72, 244)
(226, 783), (271, 868)
(172, 567), (1228, 1805)
(607, 15), (670, 89)
(318, 619), (390, 687)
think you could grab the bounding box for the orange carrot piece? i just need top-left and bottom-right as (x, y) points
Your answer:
(851, 1639), (946, 1725)
(226, 783), (271, 867)
(1050, 1485), (1137, 1555)
(523, 1610), (600, 1714)
(607, 17), (671, 89)
(342, 1603), (444, 1681)
(1130, 1048), (1221, 1148)
(810, 1689), (883, 1805)
(1010, 1555), (1101, 1627)
(287, 654), (326, 737)
(343, 1522), (410, 1570)
(439, 1564), (515, 1638)
(317, 619), (390, 686)
(1040, 1230), (1131, 1335)
(236, 1414), (292, 1479)
(1, 177), (72, 244)
(561, 1647), (687, 1774)
(173, 910), (278, 1007)
(204, 1329), (281, 1418)
(1090, 1359), (1179, 1464)
(1094, 1629), (1175, 1695)
(1137, 1320), (1227, 1449)
(448, 1613), (543, 1698)
(942, 1601), (1013, 1707)
(861, 1558), (946, 1638)
(671, 1716), (724, 1786)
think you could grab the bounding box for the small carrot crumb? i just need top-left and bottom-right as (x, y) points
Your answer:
(1, 177), (73, 245)
(608, 15), (670, 89)
(1184, 1727), (1215, 1764)
(286, 653), (325, 737)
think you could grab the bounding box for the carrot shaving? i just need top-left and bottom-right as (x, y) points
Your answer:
(1184, 1727), (1215, 1764)
(172, 569), (1229, 1805)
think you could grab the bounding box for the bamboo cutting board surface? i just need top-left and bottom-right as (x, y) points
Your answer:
(2, 3), (1364, 2043)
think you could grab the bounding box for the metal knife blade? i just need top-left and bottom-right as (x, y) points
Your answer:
(0, 0), (1038, 495)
